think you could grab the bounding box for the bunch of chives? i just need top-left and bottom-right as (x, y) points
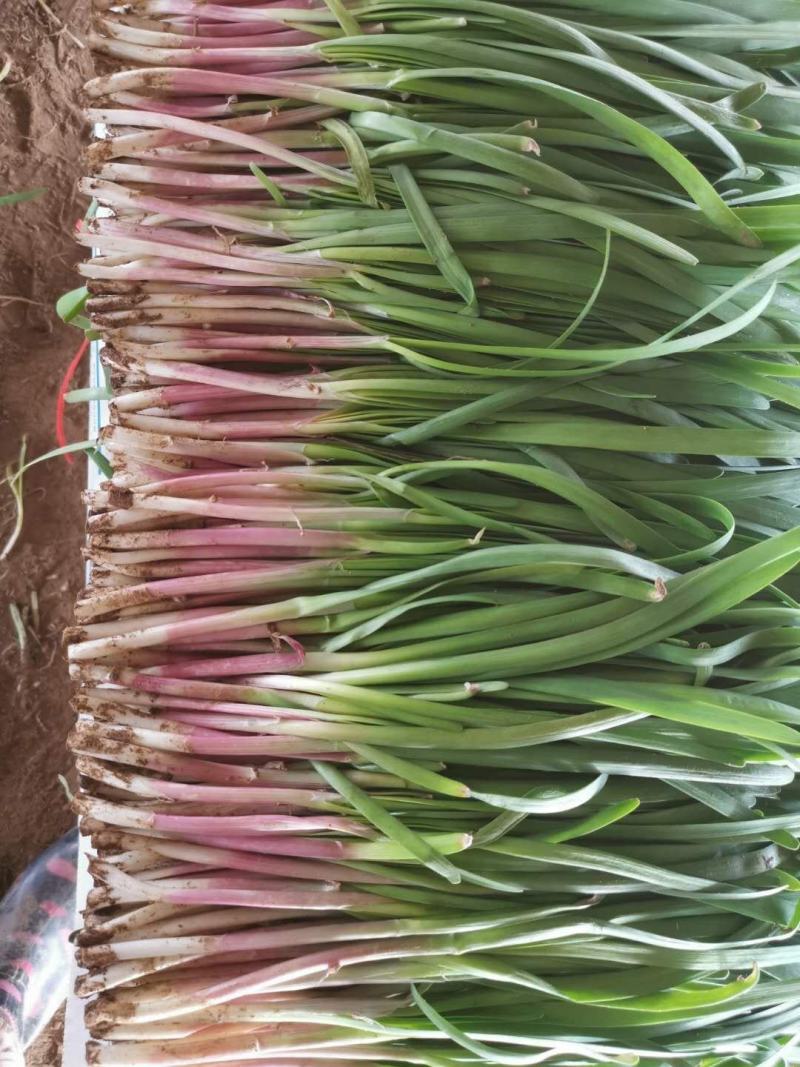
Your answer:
(71, 3), (800, 1064)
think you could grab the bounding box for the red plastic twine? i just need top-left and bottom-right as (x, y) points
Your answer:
(56, 337), (89, 464)
(56, 214), (93, 464)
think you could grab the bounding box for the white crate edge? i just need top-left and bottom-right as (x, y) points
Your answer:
(64, 243), (108, 1065)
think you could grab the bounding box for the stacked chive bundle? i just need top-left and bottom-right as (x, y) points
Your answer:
(69, 2), (800, 1063)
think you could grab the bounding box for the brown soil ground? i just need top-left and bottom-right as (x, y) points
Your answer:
(0, 3), (93, 1061)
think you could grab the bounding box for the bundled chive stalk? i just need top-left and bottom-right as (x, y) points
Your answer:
(70, 2), (800, 1064)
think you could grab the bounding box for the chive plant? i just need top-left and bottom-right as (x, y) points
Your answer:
(71, 3), (800, 1064)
